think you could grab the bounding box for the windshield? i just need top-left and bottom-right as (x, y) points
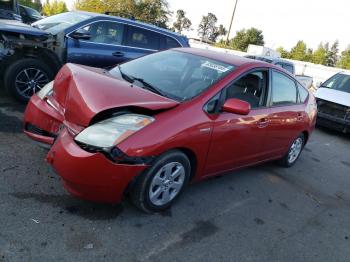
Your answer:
(32, 12), (92, 34)
(25, 6), (41, 18)
(322, 73), (350, 94)
(110, 50), (235, 101)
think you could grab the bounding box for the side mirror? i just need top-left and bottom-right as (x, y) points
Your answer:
(70, 29), (91, 40)
(316, 81), (322, 88)
(222, 98), (251, 115)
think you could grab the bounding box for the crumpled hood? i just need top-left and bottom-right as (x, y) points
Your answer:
(315, 87), (350, 107)
(53, 63), (179, 127)
(0, 19), (49, 39)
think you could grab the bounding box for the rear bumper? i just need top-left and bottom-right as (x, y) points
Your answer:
(47, 128), (148, 203)
(317, 112), (350, 132)
(23, 95), (63, 145)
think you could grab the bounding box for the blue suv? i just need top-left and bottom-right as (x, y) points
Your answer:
(0, 11), (189, 101)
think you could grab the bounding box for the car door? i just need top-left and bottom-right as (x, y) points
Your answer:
(66, 20), (129, 68)
(263, 69), (305, 158)
(120, 24), (161, 61)
(205, 69), (271, 175)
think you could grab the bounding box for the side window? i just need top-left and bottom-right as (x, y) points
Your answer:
(271, 71), (297, 105)
(81, 21), (124, 45)
(225, 70), (268, 108)
(205, 92), (221, 114)
(165, 36), (181, 49)
(297, 83), (309, 103)
(282, 64), (294, 74)
(19, 6), (26, 17)
(126, 26), (160, 50)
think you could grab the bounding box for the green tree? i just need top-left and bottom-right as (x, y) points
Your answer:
(198, 13), (218, 42)
(229, 28), (264, 52)
(173, 9), (191, 34)
(326, 40), (339, 67)
(337, 47), (350, 69)
(75, 0), (107, 13)
(209, 24), (227, 42)
(42, 0), (68, 16)
(312, 42), (328, 65)
(19, 0), (42, 11)
(276, 46), (290, 58)
(75, 0), (171, 28)
(289, 41), (310, 61)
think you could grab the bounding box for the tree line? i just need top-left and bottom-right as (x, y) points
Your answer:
(21, 0), (350, 70)
(276, 41), (350, 69)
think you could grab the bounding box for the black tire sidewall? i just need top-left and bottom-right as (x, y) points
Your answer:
(4, 58), (54, 102)
(133, 151), (191, 213)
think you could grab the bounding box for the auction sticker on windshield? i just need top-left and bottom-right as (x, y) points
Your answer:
(202, 61), (231, 72)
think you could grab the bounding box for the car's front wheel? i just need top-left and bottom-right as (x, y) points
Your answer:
(279, 133), (305, 167)
(131, 150), (191, 213)
(4, 58), (54, 102)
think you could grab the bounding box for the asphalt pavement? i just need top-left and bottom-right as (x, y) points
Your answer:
(1, 89), (350, 262)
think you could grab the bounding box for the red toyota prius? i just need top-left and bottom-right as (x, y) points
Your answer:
(23, 48), (317, 212)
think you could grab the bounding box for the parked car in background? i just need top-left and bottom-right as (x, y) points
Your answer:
(0, 11), (189, 101)
(19, 4), (42, 23)
(245, 55), (295, 75)
(0, 0), (21, 21)
(315, 72), (350, 133)
(295, 75), (313, 89)
(24, 48), (317, 212)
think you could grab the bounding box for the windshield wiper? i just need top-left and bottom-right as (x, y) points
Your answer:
(117, 65), (134, 83)
(131, 77), (167, 97)
(117, 66), (168, 97)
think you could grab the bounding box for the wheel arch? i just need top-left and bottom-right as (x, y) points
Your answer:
(301, 130), (309, 145)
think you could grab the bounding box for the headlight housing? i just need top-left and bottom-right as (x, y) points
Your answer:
(75, 114), (154, 148)
(37, 81), (54, 99)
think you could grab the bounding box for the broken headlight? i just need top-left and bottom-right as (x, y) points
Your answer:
(74, 114), (154, 148)
(37, 81), (54, 99)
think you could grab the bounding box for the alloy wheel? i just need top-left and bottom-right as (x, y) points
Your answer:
(288, 137), (303, 164)
(148, 162), (186, 206)
(15, 68), (50, 99)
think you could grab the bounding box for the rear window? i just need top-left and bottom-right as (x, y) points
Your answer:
(126, 25), (160, 50)
(165, 36), (180, 49)
(297, 83), (309, 103)
(271, 71), (297, 105)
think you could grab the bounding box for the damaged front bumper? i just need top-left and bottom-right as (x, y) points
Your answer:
(23, 94), (64, 145)
(47, 127), (148, 203)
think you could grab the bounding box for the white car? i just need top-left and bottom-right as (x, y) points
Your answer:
(315, 72), (350, 133)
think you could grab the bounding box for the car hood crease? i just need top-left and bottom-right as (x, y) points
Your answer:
(53, 63), (179, 127)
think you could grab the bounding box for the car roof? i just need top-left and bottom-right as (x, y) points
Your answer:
(175, 47), (267, 67)
(72, 10), (185, 39)
(248, 55), (294, 65)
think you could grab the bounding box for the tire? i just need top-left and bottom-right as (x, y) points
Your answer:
(278, 133), (305, 167)
(4, 58), (54, 102)
(130, 150), (191, 213)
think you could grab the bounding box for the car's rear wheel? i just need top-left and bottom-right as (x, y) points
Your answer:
(130, 150), (191, 213)
(279, 133), (305, 167)
(4, 58), (54, 102)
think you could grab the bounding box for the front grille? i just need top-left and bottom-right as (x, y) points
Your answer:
(317, 99), (350, 119)
(25, 123), (57, 138)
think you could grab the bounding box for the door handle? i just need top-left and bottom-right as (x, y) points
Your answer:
(297, 113), (303, 121)
(112, 51), (124, 57)
(257, 118), (269, 128)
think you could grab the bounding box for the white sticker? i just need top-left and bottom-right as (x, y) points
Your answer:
(202, 61), (230, 73)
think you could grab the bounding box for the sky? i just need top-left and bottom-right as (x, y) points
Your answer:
(61, 0), (350, 51)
